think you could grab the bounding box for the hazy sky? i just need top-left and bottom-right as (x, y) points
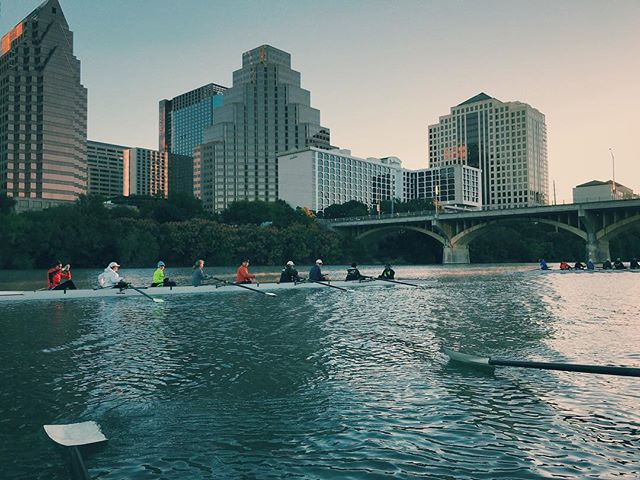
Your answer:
(1, 0), (638, 202)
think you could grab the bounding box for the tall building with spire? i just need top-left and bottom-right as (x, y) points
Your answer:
(428, 93), (548, 208)
(194, 45), (332, 212)
(0, 0), (87, 212)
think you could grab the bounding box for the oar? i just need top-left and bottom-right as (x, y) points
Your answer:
(443, 347), (640, 377)
(312, 280), (351, 292)
(373, 277), (431, 288)
(129, 285), (164, 303)
(212, 277), (277, 297)
(44, 421), (108, 480)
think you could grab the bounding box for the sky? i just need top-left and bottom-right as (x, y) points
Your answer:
(1, 0), (638, 203)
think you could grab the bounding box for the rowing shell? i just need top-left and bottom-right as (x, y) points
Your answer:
(0, 279), (432, 303)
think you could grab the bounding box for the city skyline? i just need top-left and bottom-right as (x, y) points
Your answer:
(1, 0), (638, 203)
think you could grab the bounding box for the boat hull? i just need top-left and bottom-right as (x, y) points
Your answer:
(0, 280), (431, 303)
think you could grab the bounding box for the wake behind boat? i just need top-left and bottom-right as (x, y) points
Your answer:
(0, 279), (434, 303)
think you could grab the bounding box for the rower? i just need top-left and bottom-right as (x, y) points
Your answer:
(151, 261), (177, 287)
(602, 259), (613, 270)
(613, 258), (626, 270)
(236, 259), (256, 284)
(192, 259), (211, 287)
(98, 262), (128, 289)
(574, 261), (586, 270)
(539, 259), (549, 270)
(279, 261), (302, 283)
(308, 259), (328, 282)
(630, 257), (640, 270)
(378, 264), (395, 280)
(47, 261), (77, 290)
(586, 259), (595, 270)
(559, 261), (572, 270)
(345, 262), (366, 281)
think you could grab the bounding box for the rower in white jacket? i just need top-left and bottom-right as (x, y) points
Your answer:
(98, 262), (127, 288)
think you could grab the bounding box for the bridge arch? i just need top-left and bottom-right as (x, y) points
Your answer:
(450, 217), (587, 248)
(596, 214), (640, 243)
(355, 225), (447, 246)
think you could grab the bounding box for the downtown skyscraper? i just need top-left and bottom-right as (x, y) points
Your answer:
(194, 45), (332, 212)
(0, 0), (87, 212)
(428, 93), (548, 208)
(159, 83), (226, 157)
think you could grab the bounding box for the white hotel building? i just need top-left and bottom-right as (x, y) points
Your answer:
(278, 147), (481, 212)
(428, 93), (548, 208)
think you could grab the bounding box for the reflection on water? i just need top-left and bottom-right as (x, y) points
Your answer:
(0, 266), (639, 479)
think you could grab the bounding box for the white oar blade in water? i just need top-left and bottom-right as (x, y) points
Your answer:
(44, 421), (107, 447)
(265, 292), (277, 297)
(443, 347), (492, 367)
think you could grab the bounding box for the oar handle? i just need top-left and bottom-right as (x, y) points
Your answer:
(489, 359), (640, 377)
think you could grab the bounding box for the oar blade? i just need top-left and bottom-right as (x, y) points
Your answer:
(44, 421), (107, 447)
(153, 298), (165, 303)
(443, 347), (492, 367)
(265, 292), (277, 297)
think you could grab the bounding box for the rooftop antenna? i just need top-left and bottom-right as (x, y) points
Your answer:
(553, 180), (557, 205)
(609, 148), (616, 197)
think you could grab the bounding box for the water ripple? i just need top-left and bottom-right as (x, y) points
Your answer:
(1, 266), (639, 478)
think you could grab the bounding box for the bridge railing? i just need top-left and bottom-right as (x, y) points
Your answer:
(322, 197), (640, 223)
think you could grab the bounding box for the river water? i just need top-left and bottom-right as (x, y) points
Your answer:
(1, 265), (639, 479)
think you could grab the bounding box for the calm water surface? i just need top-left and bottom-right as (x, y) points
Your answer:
(1, 265), (639, 479)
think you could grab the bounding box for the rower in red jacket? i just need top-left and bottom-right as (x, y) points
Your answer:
(47, 261), (77, 290)
(235, 259), (256, 284)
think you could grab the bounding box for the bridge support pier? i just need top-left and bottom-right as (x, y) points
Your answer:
(586, 238), (610, 263)
(443, 244), (470, 264)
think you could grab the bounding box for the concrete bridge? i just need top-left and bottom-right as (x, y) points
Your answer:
(323, 199), (640, 264)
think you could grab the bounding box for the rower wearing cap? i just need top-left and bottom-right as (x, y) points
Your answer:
(279, 260), (302, 283)
(308, 259), (328, 282)
(378, 264), (395, 280)
(98, 262), (128, 289)
(152, 261), (177, 287)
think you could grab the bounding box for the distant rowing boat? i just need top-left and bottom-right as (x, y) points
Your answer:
(536, 269), (639, 274)
(0, 279), (433, 303)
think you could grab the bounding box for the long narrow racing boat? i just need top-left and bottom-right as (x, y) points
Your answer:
(0, 279), (433, 303)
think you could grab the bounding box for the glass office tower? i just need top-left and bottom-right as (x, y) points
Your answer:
(159, 83), (226, 157)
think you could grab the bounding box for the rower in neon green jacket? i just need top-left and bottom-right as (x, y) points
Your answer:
(151, 261), (177, 287)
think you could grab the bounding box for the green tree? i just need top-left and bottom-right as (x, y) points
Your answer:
(322, 200), (369, 219)
(0, 194), (16, 215)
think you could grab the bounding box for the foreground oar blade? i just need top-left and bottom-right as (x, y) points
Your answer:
(443, 347), (492, 367)
(44, 421), (107, 447)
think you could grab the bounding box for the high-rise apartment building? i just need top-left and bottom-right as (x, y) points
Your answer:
(278, 147), (481, 212)
(123, 148), (167, 197)
(194, 45), (332, 212)
(0, 0), (87, 213)
(122, 147), (193, 198)
(159, 83), (226, 156)
(87, 140), (128, 198)
(428, 93), (547, 208)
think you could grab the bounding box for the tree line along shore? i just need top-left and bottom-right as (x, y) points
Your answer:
(0, 195), (638, 269)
